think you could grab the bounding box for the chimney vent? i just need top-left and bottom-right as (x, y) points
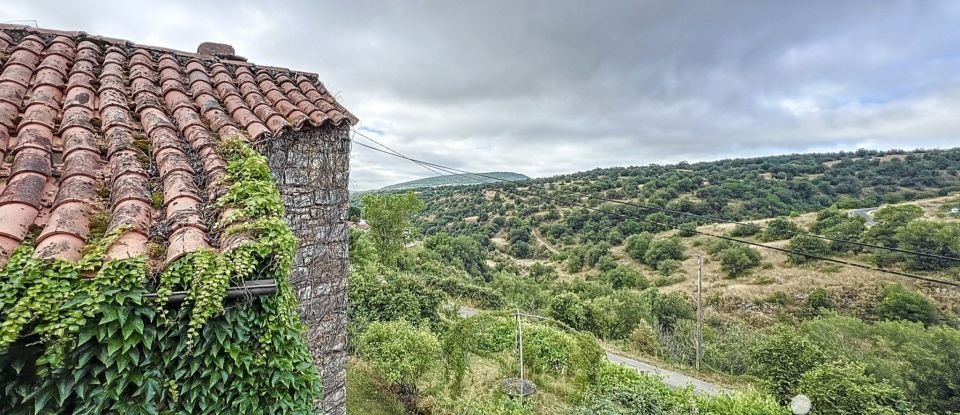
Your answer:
(197, 42), (246, 61)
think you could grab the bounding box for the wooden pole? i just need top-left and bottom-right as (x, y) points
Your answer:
(694, 254), (703, 372)
(517, 308), (524, 405)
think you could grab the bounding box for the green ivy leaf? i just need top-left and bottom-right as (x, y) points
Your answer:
(107, 337), (123, 357)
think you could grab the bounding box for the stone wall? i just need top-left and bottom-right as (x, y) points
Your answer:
(258, 125), (351, 415)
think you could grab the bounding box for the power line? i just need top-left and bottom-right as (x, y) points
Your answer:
(352, 129), (960, 264)
(350, 133), (960, 289)
(350, 129), (450, 180)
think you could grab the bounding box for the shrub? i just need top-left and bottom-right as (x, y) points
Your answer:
(750, 326), (825, 401)
(572, 362), (695, 414)
(797, 361), (910, 415)
(705, 238), (735, 255)
(697, 390), (789, 415)
(643, 238), (686, 269)
(719, 246), (762, 277)
(785, 234), (831, 264)
(510, 240), (532, 258)
(629, 320), (661, 357)
(805, 287), (832, 312)
(655, 258), (682, 275)
(876, 283), (939, 325)
(624, 232), (654, 261)
(522, 325), (592, 375)
(596, 254), (618, 272)
(358, 320), (440, 407)
(549, 292), (588, 330)
(349, 272), (443, 333)
(600, 265), (648, 290)
(729, 223), (761, 237)
(896, 220), (960, 270)
(648, 291), (694, 331)
(760, 218), (801, 242)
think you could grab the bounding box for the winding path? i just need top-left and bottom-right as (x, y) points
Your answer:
(456, 306), (729, 396)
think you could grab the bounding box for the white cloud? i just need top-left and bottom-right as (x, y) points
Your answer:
(5, 0), (960, 190)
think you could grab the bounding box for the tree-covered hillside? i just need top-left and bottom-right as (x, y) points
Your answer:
(351, 148), (960, 414)
(416, 148), (960, 236)
(382, 171), (529, 191)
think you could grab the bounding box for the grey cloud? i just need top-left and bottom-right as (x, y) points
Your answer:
(4, 0), (959, 190)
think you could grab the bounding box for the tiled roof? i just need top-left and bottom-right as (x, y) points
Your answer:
(0, 24), (357, 268)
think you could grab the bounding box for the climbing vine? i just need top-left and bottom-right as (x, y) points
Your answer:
(0, 136), (320, 414)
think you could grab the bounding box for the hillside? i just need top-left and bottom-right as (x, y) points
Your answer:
(355, 147), (960, 413)
(381, 171), (529, 191)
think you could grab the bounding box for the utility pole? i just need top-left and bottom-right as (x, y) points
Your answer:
(694, 253), (703, 372)
(516, 308), (525, 406)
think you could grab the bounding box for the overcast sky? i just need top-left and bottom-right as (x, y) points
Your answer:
(4, 1), (959, 190)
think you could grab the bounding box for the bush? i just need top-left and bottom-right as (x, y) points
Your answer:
(624, 232), (654, 261)
(750, 326), (825, 401)
(797, 361), (910, 415)
(805, 287), (832, 312)
(510, 240), (532, 258)
(643, 238), (686, 269)
(648, 290), (694, 331)
(549, 292), (588, 330)
(896, 220), (960, 270)
(629, 320), (661, 357)
(697, 390), (789, 415)
(596, 254), (618, 272)
(600, 265), (648, 290)
(358, 320), (440, 394)
(876, 283), (939, 325)
(575, 362), (787, 414)
(349, 272), (444, 333)
(572, 362), (696, 414)
(655, 258), (682, 276)
(785, 234), (831, 264)
(719, 246), (762, 277)
(729, 223), (761, 238)
(760, 218), (802, 242)
(704, 238), (735, 255)
(798, 315), (960, 413)
(523, 325), (578, 374)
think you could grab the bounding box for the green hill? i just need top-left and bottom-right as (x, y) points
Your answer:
(380, 171), (528, 191)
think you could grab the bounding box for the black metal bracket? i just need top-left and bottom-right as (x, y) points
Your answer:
(142, 279), (278, 305)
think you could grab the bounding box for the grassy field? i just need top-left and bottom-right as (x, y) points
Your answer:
(347, 358), (406, 415)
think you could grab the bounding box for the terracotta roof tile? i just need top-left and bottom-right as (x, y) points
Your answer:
(0, 24), (356, 268)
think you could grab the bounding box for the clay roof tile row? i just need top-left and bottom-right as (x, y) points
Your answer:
(0, 24), (356, 268)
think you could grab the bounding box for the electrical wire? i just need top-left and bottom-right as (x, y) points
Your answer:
(350, 134), (960, 289)
(352, 129), (959, 264)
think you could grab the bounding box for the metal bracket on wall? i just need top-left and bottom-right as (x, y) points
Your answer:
(143, 279), (278, 305)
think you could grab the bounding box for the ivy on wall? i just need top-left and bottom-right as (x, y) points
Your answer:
(0, 136), (320, 414)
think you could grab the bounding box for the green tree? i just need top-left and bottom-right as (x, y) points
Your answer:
(357, 320), (440, 409)
(876, 283), (940, 325)
(730, 223), (761, 237)
(719, 246), (762, 277)
(549, 292), (588, 330)
(647, 290), (694, 331)
(786, 234), (831, 264)
(601, 265), (648, 290)
(896, 220), (960, 270)
(797, 361), (910, 415)
(349, 273), (443, 333)
(643, 237), (685, 269)
(750, 327), (825, 402)
(761, 218), (802, 242)
(423, 233), (491, 279)
(362, 192), (425, 268)
(873, 205), (922, 227)
(624, 232), (654, 261)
